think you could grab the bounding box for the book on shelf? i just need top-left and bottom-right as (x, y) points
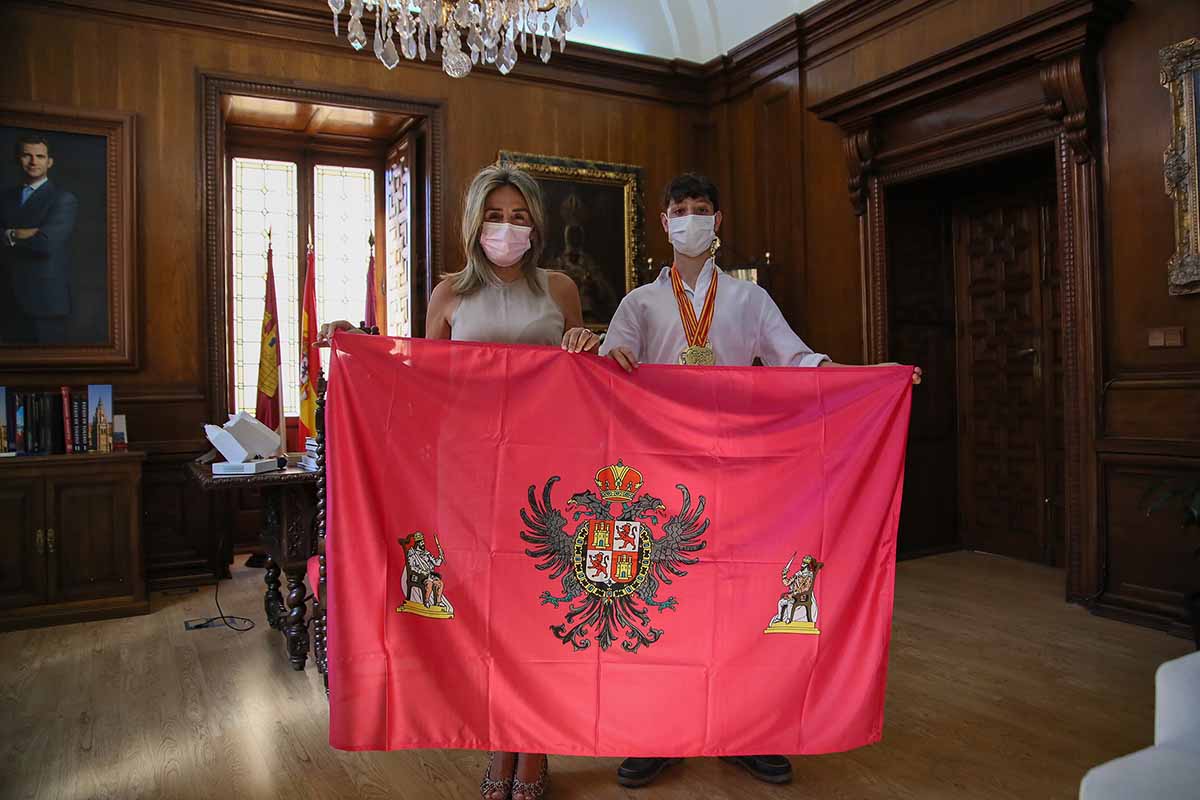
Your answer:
(113, 414), (128, 451)
(0, 386), (124, 457)
(0, 386), (8, 454)
(47, 392), (65, 454)
(13, 392), (25, 454)
(60, 386), (73, 454)
(298, 454), (319, 472)
(87, 385), (114, 454)
(76, 392), (88, 452)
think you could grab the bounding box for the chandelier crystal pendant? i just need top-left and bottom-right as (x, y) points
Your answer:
(328, 0), (589, 78)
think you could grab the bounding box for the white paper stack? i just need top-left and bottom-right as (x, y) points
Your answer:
(212, 458), (280, 476)
(204, 411), (283, 476)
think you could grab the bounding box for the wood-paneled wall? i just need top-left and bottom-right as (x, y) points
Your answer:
(2, 0), (1196, 631)
(0, 4), (689, 586)
(1094, 0), (1200, 633)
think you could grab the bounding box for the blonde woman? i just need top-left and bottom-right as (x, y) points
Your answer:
(320, 164), (599, 800)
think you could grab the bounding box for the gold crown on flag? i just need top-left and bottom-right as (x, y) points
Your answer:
(594, 460), (644, 502)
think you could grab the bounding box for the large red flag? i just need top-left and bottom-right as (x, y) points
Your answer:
(363, 234), (377, 330)
(299, 244), (320, 441)
(326, 334), (912, 757)
(254, 236), (284, 440)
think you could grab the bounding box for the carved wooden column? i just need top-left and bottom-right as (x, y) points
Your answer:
(1041, 51), (1105, 602)
(843, 123), (886, 362)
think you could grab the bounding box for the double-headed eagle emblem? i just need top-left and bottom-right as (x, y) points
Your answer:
(520, 461), (709, 653)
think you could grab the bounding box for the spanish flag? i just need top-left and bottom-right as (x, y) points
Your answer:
(254, 234), (284, 444)
(299, 243), (320, 441)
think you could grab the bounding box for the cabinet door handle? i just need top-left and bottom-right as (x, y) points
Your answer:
(47, 528), (56, 554)
(35, 529), (44, 556)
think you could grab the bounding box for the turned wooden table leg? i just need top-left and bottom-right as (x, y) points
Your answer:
(283, 568), (310, 671)
(263, 555), (284, 630)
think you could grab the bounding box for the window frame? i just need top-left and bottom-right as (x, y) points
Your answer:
(224, 135), (387, 425)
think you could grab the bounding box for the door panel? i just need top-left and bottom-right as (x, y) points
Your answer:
(954, 179), (1063, 564)
(888, 182), (959, 555)
(0, 478), (46, 609)
(46, 473), (132, 602)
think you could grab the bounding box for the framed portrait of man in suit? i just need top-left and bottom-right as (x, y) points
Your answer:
(0, 105), (136, 367)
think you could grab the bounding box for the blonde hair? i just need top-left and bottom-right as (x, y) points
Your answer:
(452, 164), (546, 295)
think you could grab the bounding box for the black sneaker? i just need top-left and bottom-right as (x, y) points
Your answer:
(616, 757), (681, 788)
(721, 754), (793, 784)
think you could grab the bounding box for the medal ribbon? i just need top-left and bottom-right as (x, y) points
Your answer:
(670, 264), (718, 348)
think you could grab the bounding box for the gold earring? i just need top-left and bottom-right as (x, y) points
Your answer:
(709, 235), (722, 258)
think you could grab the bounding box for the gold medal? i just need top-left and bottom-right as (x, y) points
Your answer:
(670, 264), (719, 367)
(680, 344), (716, 365)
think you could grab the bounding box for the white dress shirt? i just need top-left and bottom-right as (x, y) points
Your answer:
(599, 259), (828, 367)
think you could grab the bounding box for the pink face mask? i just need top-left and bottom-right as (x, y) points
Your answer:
(480, 222), (532, 267)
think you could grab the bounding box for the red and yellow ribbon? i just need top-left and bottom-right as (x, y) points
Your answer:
(670, 265), (718, 349)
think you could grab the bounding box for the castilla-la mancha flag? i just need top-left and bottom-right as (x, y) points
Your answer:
(326, 334), (912, 757)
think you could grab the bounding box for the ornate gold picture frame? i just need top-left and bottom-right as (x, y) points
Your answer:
(1161, 37), (1200, 295)
(498, 150), (644, 328)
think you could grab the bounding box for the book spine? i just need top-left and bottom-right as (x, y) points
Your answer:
(41, 393), (53, 454)
(61, 387), (74, 454)
(3, 390), (12, 452)
(29, 393), (40, 455)
(14, 392), (25, 453)
(54, 393), (65, 454)
(81, 395), (91, 452)
(74, 395), (84, 453)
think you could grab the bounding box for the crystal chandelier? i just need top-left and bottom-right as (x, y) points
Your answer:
(327, 1), (589, 78)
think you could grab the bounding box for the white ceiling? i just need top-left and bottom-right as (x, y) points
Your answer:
(567, 0), (827, 63)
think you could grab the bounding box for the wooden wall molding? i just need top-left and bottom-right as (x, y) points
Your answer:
(1041, 52), (1097, 163)
(842, 125), (881, 216)
(801, 0), (949, 69)
(702, 16), (804, 103)
(810, 0), (1130, 130)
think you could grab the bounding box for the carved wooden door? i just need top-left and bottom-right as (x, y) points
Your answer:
(953, 183), (1063, 565)
(384, 137), (413, 338)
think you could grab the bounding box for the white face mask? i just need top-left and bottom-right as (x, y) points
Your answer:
(667, 214), (716, 258)
(480, 222), (532, 267)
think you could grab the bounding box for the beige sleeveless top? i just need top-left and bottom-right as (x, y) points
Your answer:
(450, 268), (565, 346)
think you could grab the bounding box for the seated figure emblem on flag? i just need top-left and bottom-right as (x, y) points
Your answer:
(521, 460), (708, 653)
(397, 531), (454, 619)
(764, 553), (824, 635)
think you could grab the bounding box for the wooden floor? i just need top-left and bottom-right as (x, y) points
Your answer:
(1, 551), (1191, 800)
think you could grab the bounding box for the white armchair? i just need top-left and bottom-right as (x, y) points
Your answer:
(1080, 650), (1200, 800)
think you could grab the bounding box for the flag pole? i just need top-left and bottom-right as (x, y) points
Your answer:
(364, 231), (378, 332)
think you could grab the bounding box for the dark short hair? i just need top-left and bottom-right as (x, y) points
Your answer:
(15, 134), (52, 160)
(662, 173), (719, 212)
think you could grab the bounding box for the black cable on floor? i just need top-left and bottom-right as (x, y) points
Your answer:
(182, 533), (255, 632)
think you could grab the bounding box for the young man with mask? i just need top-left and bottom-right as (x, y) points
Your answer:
(594, 173), (920, 788)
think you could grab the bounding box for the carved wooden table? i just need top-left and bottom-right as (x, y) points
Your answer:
(187, 462), (319, 670)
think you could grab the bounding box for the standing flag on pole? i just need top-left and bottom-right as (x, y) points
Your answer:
(363, 232), (378, 330)
(255, 230), (285, 449)
(299, 240), (320, 441)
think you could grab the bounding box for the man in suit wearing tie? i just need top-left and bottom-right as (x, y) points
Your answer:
(1, 134), (79, 344)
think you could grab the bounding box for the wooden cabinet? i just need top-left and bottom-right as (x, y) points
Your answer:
(0, 452), (147, 630)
